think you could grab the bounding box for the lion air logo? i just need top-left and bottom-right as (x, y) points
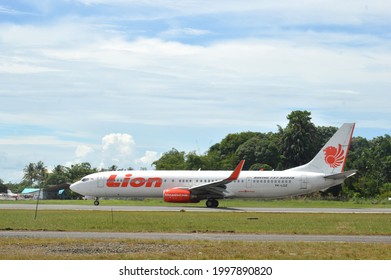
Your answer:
(323, 144), (345, 168)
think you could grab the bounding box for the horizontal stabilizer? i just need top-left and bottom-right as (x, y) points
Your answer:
(324, 170), (357, 180)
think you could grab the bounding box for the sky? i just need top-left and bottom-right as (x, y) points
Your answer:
(0, 0), (390, 183)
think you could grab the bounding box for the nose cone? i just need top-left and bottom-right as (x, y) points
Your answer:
(70, 182), (82, 195)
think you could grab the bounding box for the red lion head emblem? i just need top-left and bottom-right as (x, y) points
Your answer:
(323, 144), (345, 168)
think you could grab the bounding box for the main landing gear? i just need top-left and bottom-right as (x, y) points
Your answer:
(206, 199), (219, 208)
(94, 197), (100, 206)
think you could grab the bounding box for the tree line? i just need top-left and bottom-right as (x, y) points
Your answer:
(1, 110), (390, 199)
(153, 111), (390, 199)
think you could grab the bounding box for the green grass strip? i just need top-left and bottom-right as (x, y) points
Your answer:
(1, 210), (390, 235)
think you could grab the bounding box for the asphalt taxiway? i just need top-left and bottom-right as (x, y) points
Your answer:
(1, 203), (391, 213)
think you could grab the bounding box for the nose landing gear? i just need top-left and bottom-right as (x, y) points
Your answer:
(94, 197), (100, 206)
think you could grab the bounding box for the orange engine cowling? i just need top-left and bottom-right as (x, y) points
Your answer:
(163, 189), (199, 203)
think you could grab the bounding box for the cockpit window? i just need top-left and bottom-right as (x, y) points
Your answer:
(81, 177), (90, 182)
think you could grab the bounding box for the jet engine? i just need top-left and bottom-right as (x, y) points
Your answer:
(163, 189), (200, 203)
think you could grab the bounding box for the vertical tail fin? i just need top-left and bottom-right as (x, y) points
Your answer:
(287, 123), (355, 174)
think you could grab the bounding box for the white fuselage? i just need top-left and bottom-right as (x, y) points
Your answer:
(70, 170), (340, 199)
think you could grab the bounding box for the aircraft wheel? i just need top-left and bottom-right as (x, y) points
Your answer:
(94, 199), (100, 206)
(206, 199), (219, 208)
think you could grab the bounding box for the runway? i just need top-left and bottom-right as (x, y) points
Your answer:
(1, 203), (391, 213)
(1, 230), (390, 243)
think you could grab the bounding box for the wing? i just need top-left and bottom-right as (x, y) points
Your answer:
(188, 160), (245, 199)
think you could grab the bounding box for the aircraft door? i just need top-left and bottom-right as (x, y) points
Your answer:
(97, 176), (104, 188)
(301, 175), (308, 189)
(246, 177), (253, 189)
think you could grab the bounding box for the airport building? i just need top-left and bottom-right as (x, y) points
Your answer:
(21, 183), (71, 200)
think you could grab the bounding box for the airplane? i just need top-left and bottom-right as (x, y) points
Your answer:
(0, 190), (19, 199)
(8, 189), (18, 198)
(70, 123), (356, 208)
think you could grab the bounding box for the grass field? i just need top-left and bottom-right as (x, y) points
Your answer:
(1, 238), (391, 260)
(1, 210), (390, 235)
(0, 199), (390, 260)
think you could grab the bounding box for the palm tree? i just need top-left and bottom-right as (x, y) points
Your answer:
(35, 161), (47, 184)
(23, 161), (47, 186)
(23, 163), (37, 185)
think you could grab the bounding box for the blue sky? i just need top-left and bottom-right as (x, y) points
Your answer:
(1, 0), (390, 182)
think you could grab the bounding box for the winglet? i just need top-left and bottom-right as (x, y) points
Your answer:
(227, 160), (245, 181)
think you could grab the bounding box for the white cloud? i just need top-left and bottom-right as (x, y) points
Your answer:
(74, 0), (391, 26)
(75, 145), (94, 159)
(0, 22), (390, 129)
(102, 133), (135, 155)
(136, 151), (160, 167)
(1, 19), (390, 121)
(0, 5), (35, 15)
(160, 28), (211, 38)
(100, 133), (136, 167)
